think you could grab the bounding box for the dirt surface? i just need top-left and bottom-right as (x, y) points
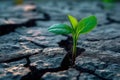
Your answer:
(0, 0), (120, 80)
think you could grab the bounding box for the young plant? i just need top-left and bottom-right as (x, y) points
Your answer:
(48, 15), (97, 65)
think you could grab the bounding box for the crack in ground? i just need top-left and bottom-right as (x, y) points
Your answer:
(75, 65), (108, 80)
(58, 36), (109, 80)
(0, 49), (42, 63)
(0, 1), (119, 80)
(76, 70), (81, 80)
(106, 13), (120, 24)
(97, 3), (120, 27)
(0, 12), (50, 36)
(86, 35), (120, 41)
(0, 33), (112, 80)
(20, 35), (109, 80)
(14, 31), (48, 48)
(20, 49), (73, 80)
(98, 14), (120, 26)
(20, 36), (85, 80)
(30, 40), (48, 48)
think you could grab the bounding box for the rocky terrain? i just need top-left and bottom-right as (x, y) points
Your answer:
(0, 0), (120, 80)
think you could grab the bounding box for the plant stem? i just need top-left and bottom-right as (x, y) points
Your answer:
(72, 35), (77, 65)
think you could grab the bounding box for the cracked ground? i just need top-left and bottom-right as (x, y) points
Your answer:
(0, 0), (120, 80)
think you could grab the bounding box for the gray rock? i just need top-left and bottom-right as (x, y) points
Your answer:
(76, 57), (120, 80)
(42, 68), (79, 80)
(0, 49), (42, 63)
(109, 12), (120, 22)
(0, 47), (67, 80)
(0, 0), (120, 80)
(15, 27), (67, 47)
(0, 32), (43, 58)
(95, 69), (115, 79)
(79, 23), (120, 41)
(79, 73), (101, 80)
(0, 64), (30, 80)
(75, 57), (107, 71)
(31, 47), (67, 69)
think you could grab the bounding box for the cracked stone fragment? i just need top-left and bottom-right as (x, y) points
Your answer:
(98, 38), (120, 53)
(0, 19), (15, 25)
(79, 73), (101, 80)
(0, 32), (23, 54)
(0, 63), (30, 80)
(0, 0), (120, 80)
(78, 38), (120, 53)
(79, 23), (120, 41)
(0, 49), (42, 63)
(75, 56), (120, 80)
(31, 47), (67, 69)
(76, 2), (103, 13)
(36, 21), (63, 28)
(0, 47), (66, 80)
(75, 57), (107, 71)
(16, 27), (67, 47)
(42, 68), (79, 80)
(95, 69), (115, 79)
(109, 12), (120, 22)
(0, 32), (44, 57)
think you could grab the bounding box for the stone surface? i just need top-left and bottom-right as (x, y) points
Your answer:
(0, 57), (31, 80)
(79, 23), (120, 41)
(109, 12), (120, 22)
(0, 47), (67, 80)
(15, 27), (67, 47)
(0, 0), (120, 80)
(42, 68), (79, 80)
(76, 57), (120, 80)
(79, 73), (101, 80)
(31, 47), (67, 69)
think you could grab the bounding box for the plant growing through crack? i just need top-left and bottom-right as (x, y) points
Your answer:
(48, 15), (97, 65)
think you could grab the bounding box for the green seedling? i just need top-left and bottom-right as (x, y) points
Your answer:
(48, 15), (97, 65)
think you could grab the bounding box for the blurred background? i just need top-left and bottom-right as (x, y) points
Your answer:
(0, 0), (120, 27)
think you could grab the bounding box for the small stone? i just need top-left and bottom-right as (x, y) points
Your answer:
(79, 73), (101, 80)
(42, 68), (79, 80)
(95, 69), (115, 79)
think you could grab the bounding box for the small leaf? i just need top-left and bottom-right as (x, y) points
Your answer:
(78, 15), (97, 34)
(68, 15), (78, 29)
(48, 24), (72, 34)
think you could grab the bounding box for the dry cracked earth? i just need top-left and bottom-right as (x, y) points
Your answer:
(0, 0), (120, 80)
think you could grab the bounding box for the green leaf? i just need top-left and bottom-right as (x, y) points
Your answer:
(48, 24), (72, 34)
(78, 15), (97, 34)
(68, 15), (78, 29)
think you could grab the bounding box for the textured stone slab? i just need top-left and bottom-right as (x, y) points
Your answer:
(31, 47), (67, 69)
(0, 0), (120, 80)
(0, 47), (67, 80)
(15, 27), (67, 47)
(76, 57), (120, 80)
(79, 23), (120, 41)
(0, 63), (30, 80)
(0, 49), (42, 63)
(42, 68), (79, 80)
